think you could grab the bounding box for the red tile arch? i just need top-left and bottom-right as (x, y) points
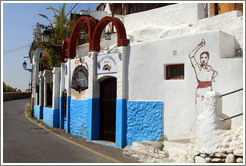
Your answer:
(91, 16), (130, 52)
(68, 16), (97, 59)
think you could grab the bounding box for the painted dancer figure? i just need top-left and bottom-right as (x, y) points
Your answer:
(189, 39), (218, 117)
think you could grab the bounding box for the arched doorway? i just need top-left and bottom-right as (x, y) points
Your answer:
(99, 77), (117, 142)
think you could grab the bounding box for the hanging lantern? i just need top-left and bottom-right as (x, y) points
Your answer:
(41, 30), (51, 43)
(105, 31), (111, 40)
(80, 31), (86, 40)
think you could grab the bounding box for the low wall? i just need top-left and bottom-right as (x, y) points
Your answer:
(3, 92), (31, 102)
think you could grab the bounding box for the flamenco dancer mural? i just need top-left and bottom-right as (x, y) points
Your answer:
(189, 39), (218, 117)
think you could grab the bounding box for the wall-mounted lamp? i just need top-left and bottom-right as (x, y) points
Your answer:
(22, 60), (32, 72)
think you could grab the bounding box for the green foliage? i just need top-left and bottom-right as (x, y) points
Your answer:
(3, 82), (22, 92)
(158, 135), (168, 142)
(49, 81), (53, 89)
(27, 99), (34, 117)
(37, 3), (83, 69)
(157, 143), (164, 151)
(28, 107), (34, 118)
(25, 89), (31, 92)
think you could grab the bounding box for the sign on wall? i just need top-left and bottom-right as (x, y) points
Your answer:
(97, 52), (118, 75)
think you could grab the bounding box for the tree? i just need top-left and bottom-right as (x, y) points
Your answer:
(3, 82), (22, 92)
(37, 4), (87, 70)
(25, 88), (31, 92)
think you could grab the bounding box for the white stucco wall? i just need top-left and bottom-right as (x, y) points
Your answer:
(75, 34), (118, 58)
(121, 4), (243, 55)
(70, 56), (90, 100)
(122, 3), (206, 32)
(196, 11), (243, 54)
(80, 10), (107, 21)
(60, 63), (66, 96)
(70, 42), (126, 100)
(95, 46), (127, 99)
(61, 3), (243, 141)
(214, 59), (243, 129)
(30, 47), (42, 105)
(127, 30), (243, 140)
(52, 67), (60, 109)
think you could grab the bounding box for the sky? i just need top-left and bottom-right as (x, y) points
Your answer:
(2, 2), (99, 92)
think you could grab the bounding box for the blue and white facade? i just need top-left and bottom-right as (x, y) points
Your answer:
(30, 3), (243, 148)
(58, 42), (163, 148)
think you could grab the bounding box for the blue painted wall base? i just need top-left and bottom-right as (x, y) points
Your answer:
(126, 101), (163, 145)
(44, 95), (163, 148)
(66, 96), (71, 133)
(116, 99), (127, 148)
(87, 98), (100, 141)
(34, 105), (43, 120)
(70, 99), (88, 138)
(59, 97), (64, 129)
(43, 107), (59, 128)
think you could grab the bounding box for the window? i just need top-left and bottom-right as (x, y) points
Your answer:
(165, 64), (184, 80)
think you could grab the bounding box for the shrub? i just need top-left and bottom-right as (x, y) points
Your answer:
(28, 108), (34, 118)
(158, 135), (168, 142)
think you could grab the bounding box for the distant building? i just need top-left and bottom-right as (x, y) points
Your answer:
(97, 3), (176, 15)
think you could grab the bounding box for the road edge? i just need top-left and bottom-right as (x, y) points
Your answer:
(24, 107), (122, 163)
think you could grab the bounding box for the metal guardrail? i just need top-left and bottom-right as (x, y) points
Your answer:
(219, 88), (243, 121)
(219, 88), (243, 97)
(221, 113), (243, 121)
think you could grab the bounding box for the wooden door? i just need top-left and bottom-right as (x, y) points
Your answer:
(210, 3), (243, 16)
(218, 3), (234, 15)
(99, 77), (117, 142)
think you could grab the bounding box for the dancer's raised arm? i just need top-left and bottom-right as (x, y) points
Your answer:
(189, 39), (205, 69)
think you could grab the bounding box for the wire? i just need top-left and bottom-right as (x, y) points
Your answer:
(66, 3), (78, 17)
(75, 3), (81, 12)
(66, 4), (73, 14)
(3, 45), (30, 54)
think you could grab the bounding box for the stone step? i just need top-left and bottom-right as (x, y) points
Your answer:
(132, 141), (165, 155)
(123, 146), (175, 163)
(163, 140), (195, 162)
(164, 140), (191, 154)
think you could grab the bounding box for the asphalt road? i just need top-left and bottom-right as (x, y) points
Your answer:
(3, 99), (137, 163)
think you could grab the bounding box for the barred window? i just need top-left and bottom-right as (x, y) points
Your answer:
(165, 64), (184, 80)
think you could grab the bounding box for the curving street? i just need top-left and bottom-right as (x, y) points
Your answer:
(3, 99), (136, 163)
